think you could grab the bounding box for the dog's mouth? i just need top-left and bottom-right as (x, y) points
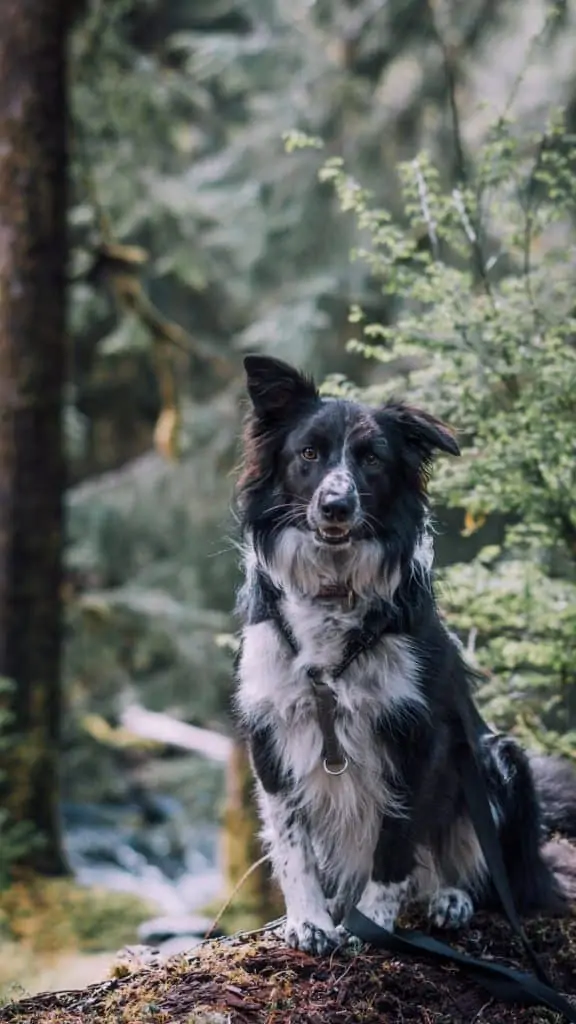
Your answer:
(314, 525), (352, 546)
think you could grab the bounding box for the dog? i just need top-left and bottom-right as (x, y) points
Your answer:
(233, 354), (576, 956)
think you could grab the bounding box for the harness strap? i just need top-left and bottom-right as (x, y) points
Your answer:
(307, 669), (348, 775)
(260, 571), (397, 773)
(288, 618), (392, 771)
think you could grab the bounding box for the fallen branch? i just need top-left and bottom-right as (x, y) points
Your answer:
(119, 705), (232, 763)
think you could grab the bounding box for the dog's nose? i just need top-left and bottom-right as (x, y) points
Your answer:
(320, 494), (356, 522)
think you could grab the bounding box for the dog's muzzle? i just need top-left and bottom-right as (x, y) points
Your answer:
(309, 476), (360, 546)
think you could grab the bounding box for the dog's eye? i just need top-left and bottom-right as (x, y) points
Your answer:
(301, 446), (318, 461)
(362, 451), (380, 467)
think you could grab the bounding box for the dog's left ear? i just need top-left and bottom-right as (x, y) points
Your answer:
(243, 355), (318, 419)
(380, 403), (460, 459)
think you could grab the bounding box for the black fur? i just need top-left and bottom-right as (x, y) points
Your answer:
(233, 355), (576, 953)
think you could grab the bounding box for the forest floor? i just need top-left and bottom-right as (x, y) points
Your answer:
(1, 910), (575, 1024)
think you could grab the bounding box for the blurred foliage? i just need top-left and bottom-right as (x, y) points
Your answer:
(440, 559), (576, 756)
(0, 875), (153, 953)
(70, 0), (542, 476)
(62, 0), (576, 808)
(2, 0), (575, 975)
(299, 4), (576, 753)
(0, 875), (154, 999)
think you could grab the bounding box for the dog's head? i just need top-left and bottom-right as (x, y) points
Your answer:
(238, 355), (459, 588)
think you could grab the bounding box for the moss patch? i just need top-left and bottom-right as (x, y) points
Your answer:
(0, 875), (155, 954)
(1, 911), (576, 1024)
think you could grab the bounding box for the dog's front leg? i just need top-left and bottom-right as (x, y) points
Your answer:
(260, 791), (342, 955)
(356, 815), (414, 931)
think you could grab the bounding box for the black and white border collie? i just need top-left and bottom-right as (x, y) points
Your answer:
(233, 355), (576, 956)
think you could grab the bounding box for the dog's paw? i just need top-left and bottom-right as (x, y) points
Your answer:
(284, 916), (342, 956)
(356, 879), (409, 932)
(335, 924), (365, 953)
(428, 887), (474, 929)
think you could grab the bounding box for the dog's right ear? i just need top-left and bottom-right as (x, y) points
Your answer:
(243, 355), (318, 419)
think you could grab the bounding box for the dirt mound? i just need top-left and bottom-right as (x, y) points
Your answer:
(2, 912), (575, 1024)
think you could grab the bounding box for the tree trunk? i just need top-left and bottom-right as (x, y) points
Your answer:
(0, 1), (69, 874)
(221, 741), (283, 929)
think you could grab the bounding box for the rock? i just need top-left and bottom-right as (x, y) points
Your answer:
(112, 944), (165, 976)
(157, 935), (205, 957)
(138, 914), (222, 946)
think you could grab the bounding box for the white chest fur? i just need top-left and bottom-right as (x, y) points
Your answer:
(237, 593), (427, 879)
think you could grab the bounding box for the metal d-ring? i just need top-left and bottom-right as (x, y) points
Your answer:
(323, 756), (349, 776)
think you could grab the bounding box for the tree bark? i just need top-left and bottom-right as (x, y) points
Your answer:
(0, 1), (69, 873)
(221, 741), (283, 928)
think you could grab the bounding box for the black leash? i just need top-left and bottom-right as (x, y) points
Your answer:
(345, 906), (576, 1017)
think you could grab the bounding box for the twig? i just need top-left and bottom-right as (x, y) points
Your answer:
(412, 158), (439, 261)
(498, 5), (562, 128)
(232, 916), (287, 941)
(451, 187), (477, 246)
(426, 0), (495, 308)
(475, 3), (562, 276)
(204, 855), (272, 940)
(472, 998), (495, 1022)
(466, 627), (478, 658)
(521, 131), (552, 328)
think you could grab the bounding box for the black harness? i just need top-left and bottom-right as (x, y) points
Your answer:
(260, 572), (576, 1022)
(262, 574), (399, 775)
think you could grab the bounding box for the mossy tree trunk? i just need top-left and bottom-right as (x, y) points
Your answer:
(0, 1), (69, 874)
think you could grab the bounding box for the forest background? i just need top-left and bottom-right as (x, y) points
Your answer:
(0, 0), (575, 1000)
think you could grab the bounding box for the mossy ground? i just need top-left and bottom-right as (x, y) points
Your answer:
(0, 874), (156, 1000)
(1, 910), (575, 1024)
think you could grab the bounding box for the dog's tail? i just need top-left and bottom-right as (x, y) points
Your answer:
(530, 753), (576, 906)
(530, 753), (576, 839)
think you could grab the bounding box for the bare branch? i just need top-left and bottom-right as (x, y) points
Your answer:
(451, 187), (477, 246)
(426, 0), (495, 308)
(498, 5), (563, 127)
(412, 158), (439, 260)
(119, 704), (233, 763)
(521, 132), (552, 328)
